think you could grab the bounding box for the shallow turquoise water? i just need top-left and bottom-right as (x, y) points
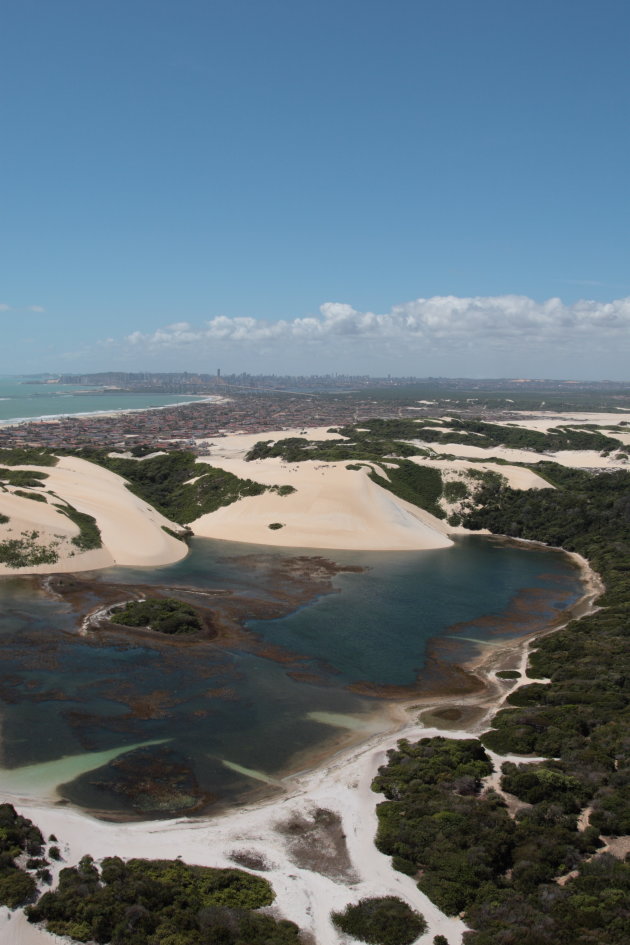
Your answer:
(0, 536), (583, 818)
(0, 376), (204, 423)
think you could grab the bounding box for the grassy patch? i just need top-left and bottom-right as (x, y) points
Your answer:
(0, 532), (59, 568)
(13, 489), (47, 502)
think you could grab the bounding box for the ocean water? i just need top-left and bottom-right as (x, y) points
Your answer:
(0, 537), (583, 819)
(0, 376), (206, 424)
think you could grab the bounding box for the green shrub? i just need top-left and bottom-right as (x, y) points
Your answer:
(443, 479), (469, 501)
(331, 897), (426, 945)
(0, 535), (59, 568)
(0, 869), (37, 908)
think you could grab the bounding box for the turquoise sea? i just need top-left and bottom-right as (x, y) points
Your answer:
(0, 376), (205, 423)
(0, 536), (584, 820)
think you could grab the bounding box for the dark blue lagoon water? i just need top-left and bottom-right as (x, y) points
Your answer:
(0, 537), (583, 819)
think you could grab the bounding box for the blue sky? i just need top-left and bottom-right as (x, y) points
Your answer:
(2, 0), (629, 378)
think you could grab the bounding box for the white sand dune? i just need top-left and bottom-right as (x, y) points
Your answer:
(194, 458), (453, 550)
(0, 456), (187, 574)
(193, 426), (453, 551)
(191, 424), (552, 549)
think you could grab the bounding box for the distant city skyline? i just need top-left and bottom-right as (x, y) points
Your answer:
(2, 1), (629, 379)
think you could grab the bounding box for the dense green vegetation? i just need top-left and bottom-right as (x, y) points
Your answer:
(246, 433), (421, 464)
(442, 478), (469, 502)
(110, 598), (202, 635)
(0, 447), (57, 467)
(373, 463), (630, 943)
(27, 856), (300, 945)
(367, 461), (445, 519)
(331, 897), (427, 945)
(71, 449), (277, 525)
(0, 804), (45, 908)
(373, 736), (604, 920)
(347, 417), (623, 453)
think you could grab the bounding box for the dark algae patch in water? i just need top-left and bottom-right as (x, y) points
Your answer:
(0, 537), (584, 820)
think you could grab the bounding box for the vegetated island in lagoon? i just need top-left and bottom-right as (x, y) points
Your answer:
(0, 407), (628, 945)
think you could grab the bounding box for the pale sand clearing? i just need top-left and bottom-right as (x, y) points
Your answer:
(0, 456), (187, 575)
(407, 455), (551, 490)
(500, 410), (630, 432)
(418, 439), (628, 469)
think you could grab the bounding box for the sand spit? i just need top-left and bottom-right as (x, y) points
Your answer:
(0, 456), (187, 575)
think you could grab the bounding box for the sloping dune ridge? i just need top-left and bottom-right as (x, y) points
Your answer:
(0, 455), (187, 574)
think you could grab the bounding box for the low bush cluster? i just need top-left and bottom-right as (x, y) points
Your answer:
(27, 856), (300, 945)
(331, 896), (426, 945)
(110, 598), (202, 635)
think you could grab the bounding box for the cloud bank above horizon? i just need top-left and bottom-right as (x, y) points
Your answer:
(126, 295), (630, 347)
(104, 293), (630, 378)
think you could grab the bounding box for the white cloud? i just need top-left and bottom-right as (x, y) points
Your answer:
(122, 295), (630, 354)
(27, 305), (45, 313)
(0, 303), (10, 312)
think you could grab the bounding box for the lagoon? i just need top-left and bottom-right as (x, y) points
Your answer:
(0, 536), (583, 820)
